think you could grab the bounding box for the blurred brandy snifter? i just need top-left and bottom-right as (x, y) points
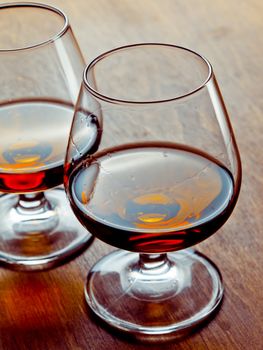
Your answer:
(64, 43), (241, 336)
(0, 2), (93, 271)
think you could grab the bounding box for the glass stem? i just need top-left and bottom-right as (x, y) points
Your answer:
(17, 192), (52, 213)
(126, 253), (177, 301)
(13, 192), (59, 234)
(138, 253), (171, 276)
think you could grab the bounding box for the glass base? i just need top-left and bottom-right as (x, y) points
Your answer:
(85, 249), (223, 338)
(0, 187), (93, 271)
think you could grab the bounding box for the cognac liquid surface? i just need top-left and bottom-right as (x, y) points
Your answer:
(69, 143), (237, 253)
(0, 99), (74, 192)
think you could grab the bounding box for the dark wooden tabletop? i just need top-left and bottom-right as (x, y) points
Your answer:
(1, 0), (262, 349)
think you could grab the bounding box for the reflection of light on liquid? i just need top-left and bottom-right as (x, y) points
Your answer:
(2, 141), (52, 170)
(135, 193), (172, 224)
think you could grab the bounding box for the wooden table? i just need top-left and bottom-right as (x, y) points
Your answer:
(0, 0), (262, 349)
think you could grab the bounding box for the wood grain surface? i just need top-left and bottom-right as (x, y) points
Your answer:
(0, 0), (262, 349)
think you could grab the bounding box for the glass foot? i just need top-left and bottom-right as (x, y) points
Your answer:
(0, 187), (93, 271)
(85, 249), (223, 337)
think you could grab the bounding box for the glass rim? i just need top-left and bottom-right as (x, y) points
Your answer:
(83, 43), (213, 105)
(0, 2), (69, 52)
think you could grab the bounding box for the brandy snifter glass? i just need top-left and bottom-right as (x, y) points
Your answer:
(65, 43), (241, 336)
(0, 2), (92, 271)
